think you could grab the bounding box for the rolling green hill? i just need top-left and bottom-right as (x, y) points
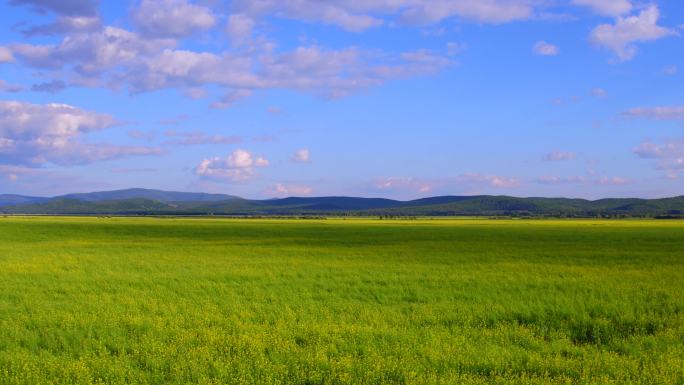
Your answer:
(1, 189), (684, 216)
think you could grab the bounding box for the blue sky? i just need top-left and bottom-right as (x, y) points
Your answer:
(0, 0), (682, 199)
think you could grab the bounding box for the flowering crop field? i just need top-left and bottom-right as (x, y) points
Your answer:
(0, 217), (682, 384)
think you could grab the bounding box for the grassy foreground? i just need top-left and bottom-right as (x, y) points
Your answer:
(0, 217), (682, 384)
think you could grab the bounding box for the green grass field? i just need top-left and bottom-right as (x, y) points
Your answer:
(0, 217), (683, 384)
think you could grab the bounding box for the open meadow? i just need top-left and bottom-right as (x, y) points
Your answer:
(0, 217), (683, 384)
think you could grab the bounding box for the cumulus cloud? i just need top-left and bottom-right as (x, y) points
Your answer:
(572, 0), (632, 16)
(291, 148), (310, 163)
(131, 0), (216, 38)
(533, 41), (559, 56)
(226, 14), (256, 45)
(271, 183), (313, 196)
(544, 151), (577, 161)
(589, 5), (676, 62)
(10, 26), (176, 73)
(7, 21), (451, 105)
(0, 100), (159, 166)
(164, 130), (242, 145)
(623, 106), (684, 120)
(195, 149), (269, 182)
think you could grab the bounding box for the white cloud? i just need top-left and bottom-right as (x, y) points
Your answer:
(572, 0), (632, 16)
(537, 175), (586, 184)
(0, 80), (23, 93)
(9, 0), (100, 16)
(0, 47), (14, 63)
(230, 0), (539, 32)
(591, 88), (608, 98)
(132, 0), (216, 38)
(623, 106), (684, 120)
(589, 5), (676, 62)
(226, 14), (256, 45)
(196, 149), (269, 182)
(376, 177), (433, 193)
(291, 148), (310, 163)
(634, 139), (684, 177)
(0, 100), (159, 165)
(595, 176), (630, 185)
(375, 173), (520, 195)
(8, 22), (451, 105)
(544, 151), (576, 161)
(10, 26), (176, 74)
(662, 65), (678, 76)
(533, 41), (559, 56)
(164, 130), (242, 145)
(22, 16), (102, 36)
(398, 0), (535, 25)
(271, 183), (313, 196)
(457, 173), (520, 188)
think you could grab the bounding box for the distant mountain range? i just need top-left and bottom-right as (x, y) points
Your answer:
(1, 188), (684, 217)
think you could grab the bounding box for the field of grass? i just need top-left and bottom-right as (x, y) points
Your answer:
(0, 217), (683, 384)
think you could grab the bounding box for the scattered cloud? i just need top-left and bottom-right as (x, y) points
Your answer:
(291, 148), (310, 163)
(164, 130), (242, 145)
(0, 100), (159, 166)
(226, 14), (256, 45)
(544, 151), (577, 161)
(623, 106), (684, 120)
(0, 47), (15, 63)
(572, 0), (632, 17)
(21, 16), (101, 36)
(195, 149), (269, 182)
(30, 80), (66, 93)
(0, 80), (23, 93)
(634, 139), (684, 178)
(596, 176), (630, 185)
(457, 173), (521, 188)
(270, 183), (313, 196)
(662, 65), (678, 76)
(591, 88), (608, 98)
(533, 41), (559, 56)
(9, 0), (100, 16)
(537, 175), (629, 186)
(589, 5), (676, 62)
(537, 175), (586, 184)
(376, 177), (432, 193)
(131, 0), (217, 38)
(374, 173), (521, 195)
(5, 4), (454, 107)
